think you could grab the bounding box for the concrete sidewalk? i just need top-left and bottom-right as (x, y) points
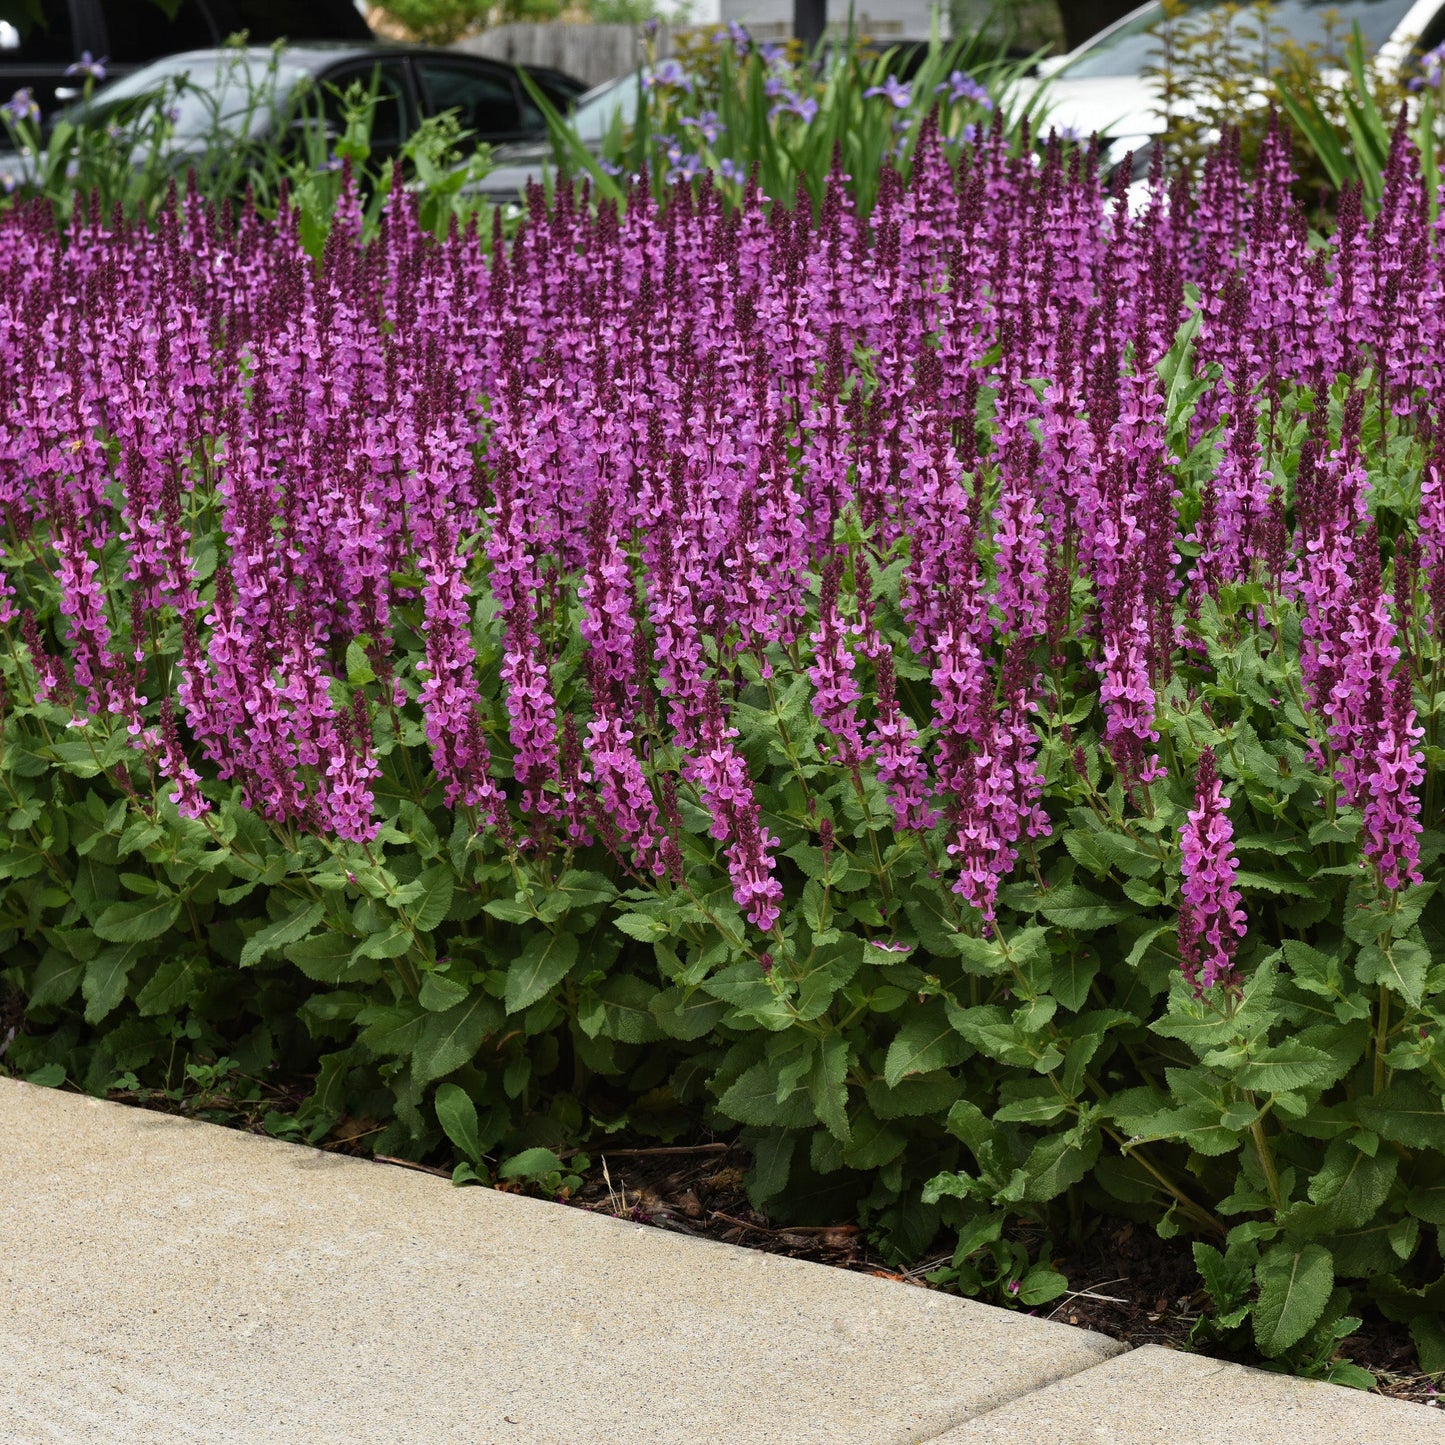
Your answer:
(1, 1078), (1441, 1445)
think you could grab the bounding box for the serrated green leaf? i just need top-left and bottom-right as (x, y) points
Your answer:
(418, 971), (470, 1011)
(286, 931), (380, 984)
(134, 954), (204, 1016)
(1233, 1041), (1337, 1094)
(94, 896), (180, 944)
(356, 1001), (425, 1058)
(25, 949), (86, 1009)
(345, 639), (376, 685)
(1254, 1243), (1334, 1356)
(717, 1058), (819, 1128)
(613, 911), (669, 942)
(412, 993), (502, 1085)
(1354, 1078), (1445, 1151)
(649, 985), (728, 1041)
(1355, 939), (1428, 1010)
(579, 974), (664, 1043)
(504, 930), (578, 1014)
(409, 865), (454, 934)
(1036, 884), (1135, 930)
(809, 1034), (851, 1143)
(82, 940), (148, 1024)
(240, 901), (325, 969)
(883, 999), (971, 1086)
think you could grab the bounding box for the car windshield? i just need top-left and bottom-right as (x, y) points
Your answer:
(569, 75), (639, 143)
(1062, 0), (1420, 77)
(54, 52), (310, 140)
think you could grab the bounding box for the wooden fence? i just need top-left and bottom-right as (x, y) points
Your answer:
(453, 24), (680, 89)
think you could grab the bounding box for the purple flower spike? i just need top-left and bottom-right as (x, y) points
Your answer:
(1177, 748), (1246, 995)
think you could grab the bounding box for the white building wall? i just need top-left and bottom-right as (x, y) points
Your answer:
(718, 0), (946, 40)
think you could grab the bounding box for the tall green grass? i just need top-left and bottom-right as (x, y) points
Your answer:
(520, 24), (1051, 216)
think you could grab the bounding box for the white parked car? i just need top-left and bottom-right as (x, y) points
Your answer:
(1021, 0), (1445, 184)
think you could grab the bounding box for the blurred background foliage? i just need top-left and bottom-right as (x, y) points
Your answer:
(1143, 0), (1443, 215)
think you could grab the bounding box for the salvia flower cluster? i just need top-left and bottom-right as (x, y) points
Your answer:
(3, 114), (1444, 986)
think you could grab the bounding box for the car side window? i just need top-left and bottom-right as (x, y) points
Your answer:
(97, 0), (218, 62)
(0, 2), (78, 62)
(1418, 6), (1445, 52)
(416, 59), (523, 140)
(318, 61), (413, 150)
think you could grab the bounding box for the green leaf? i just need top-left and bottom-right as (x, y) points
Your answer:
(578, 974), (664, 1044)
(418, 971), (470, 1011)
(1354, 939), (1428, 1010)
(356, 1001), (425, 1059)
(26, 1062), (66, 1088)
(717, 1058), (819, 1128)
(286, 931), (380, 984)
(82, 940), (148, 1024)
(504, 930), (578, 1014)
(134, 954), (205, 1017)
(883, 999), (971, 1087)
(412, 993), (503, 1086)
(1405, 1183), (1445, 1226)
(240, 901), (326, 969)
(613, 912), (669, 942)
(1354, 1078), (1445, 1151)
(1285, 1138), (1397, 1235)
(1018, 1266), (1069, 1306)
(744, 1129), (795, 1206)
(1253, 1243), (1334, 1356)
(649, 985), (728, 1041)
(354, 919), (413, 960)
(1233, 1042), (1337, 1094)
(434, 1082), (481, 1165)
(809, 1034), (851, 1143)
(94, 896), (180, 944)
(26, 949), (86, 1009)
(345, 638), (376, 685)
(1081, 829), (1163, 880)
(409, 865), (454, 934)
(498, 1147), (564, 1181)
(1036, 884), (1135, 931)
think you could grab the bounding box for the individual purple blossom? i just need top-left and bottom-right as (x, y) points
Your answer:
(65, 52), (108, 81)
(865, 75), (911, 109)
(935, 70), (991, 109)
(1409, 41), (1445, 90)
(2, 88), (38, 124)
(644, 60), (693, 94)
(679, 110), (723, 144)
(1177, 747), (1246, 995)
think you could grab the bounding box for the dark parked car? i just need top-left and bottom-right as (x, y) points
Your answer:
(25, 44), (587, 170)
(1, 0), (373, 115)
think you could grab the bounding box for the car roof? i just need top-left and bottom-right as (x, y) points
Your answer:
(133, 43), (528, 73)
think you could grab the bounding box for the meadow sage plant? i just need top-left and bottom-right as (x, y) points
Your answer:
(5, 115), (1445, 1379)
